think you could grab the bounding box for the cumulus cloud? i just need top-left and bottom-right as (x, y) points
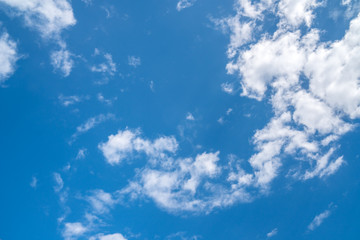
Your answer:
(277, 0), (323, 28)
(0, 0), (77, 77)
(216, 1), (360, 186)
(90, 233), (127, 240)
(110, 5), (360, 213)
(62, 222), (88, 240)
(0, 32), (18, 84)
(0, 0), (76, 39)
(119, 150), (252, 213)
(100, 129), (252, 213)
(99, 129), (178, 165)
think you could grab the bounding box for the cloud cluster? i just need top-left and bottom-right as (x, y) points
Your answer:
(99, 129), (253, 213)
(0, 0), (76, 76)
(216, 0), (360, 187)
(79, 0), (360, 216)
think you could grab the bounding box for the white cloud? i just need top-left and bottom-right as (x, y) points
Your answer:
(76, 148), (87, 160)
(0, 32), (18, 84)
(53, 172), (64, 192)
(176, 0), (196, 11)
(91, 51), (117, 83)
(128, 56), (141, 67)
(307, 209), (331, 231)
(186, 112), (195, 121)
(99, 129), (178, 165)
(86, 190), (117, 214)
(30, 176), (38, 188)
(305, 13), (360, 119)
(303, 148), (345, 180)
(0, 0), (76, 39)
(97, 93), (115, 105)
(70, 114), (115, 143)
(63, 222), (88, 240)
(166, 232), (200, 240)
(119, 149), (253, 212)
(266, 228), (278, 237)
(51, 47), (73, 77)
(58, 94), (85, 107)
(0, 0), (77, 77)
(277, 0), (323, 28)
(221, 82), (235, 94)
(90, 233), (127, 240)
(216, 3), (360, 187)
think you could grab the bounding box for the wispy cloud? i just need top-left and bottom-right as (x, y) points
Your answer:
(267, 228), (278, 238)
(308, 209), (331, 231)
(176, 0), (197, 11)
(70, 114), (115, 143)
(58, 94), (89, 107)
(51, 47), (74, 77)
(128, 56), (141, 68)
(30, 176), (38, 189)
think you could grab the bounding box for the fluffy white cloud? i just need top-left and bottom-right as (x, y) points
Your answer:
(90, 233), (127, 240)
(0, 0), (76, 77)
(0, 32), (18, 84)
(307, 209), (331, 231)
(62, 222), (88, 240)
(99, 129), (178, 165)
(217, 2), (360, 186)
(305, 13), (360, 119)
(0, 0), (76, 38)
(277, 0), (322, 27)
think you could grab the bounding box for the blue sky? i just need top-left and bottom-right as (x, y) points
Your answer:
(1, 0), (360, 239)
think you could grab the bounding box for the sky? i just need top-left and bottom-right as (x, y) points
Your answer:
(0, 0), (360, 239)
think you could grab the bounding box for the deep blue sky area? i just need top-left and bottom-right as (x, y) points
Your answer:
(0, 1), (360, 240)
